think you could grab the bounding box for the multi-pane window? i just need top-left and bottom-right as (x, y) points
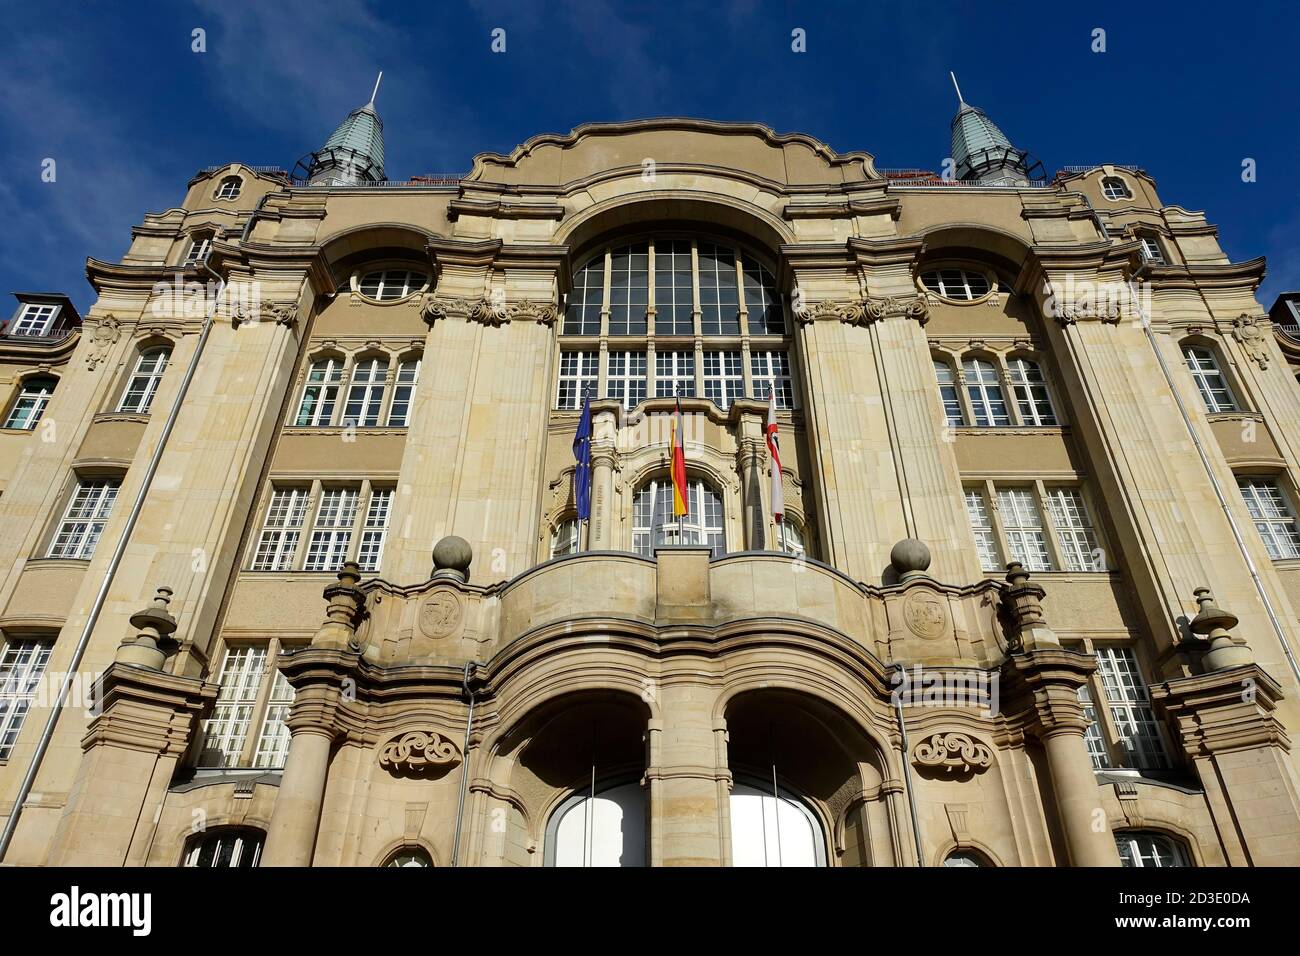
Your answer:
(10, 303), (59, 336)
(48, 478), (120, 559)
(1078, 683), (1110, 770)
(387, 358), (420, 426)
(996, 487), (1052, 571)
(0, 639), (52, 760)
(1138, 236), (1166, 265)
(698, 243), (740, 335)
(1115, 832), (1189, 868)
(703, 351), (744, 409)
(743, 260), (783, 334)
(564, 258), (604, 335)
(184, 828), (265, 868)
(343, 357), (389, 426)
(551, 518), (580, 557)
(1237, 477), (1300, 559)
(779, 519), (806, 556)
(963, 358), (1010, 426)
(1101, 176), (1131, 200)
(295, 358), (344, 426)
(252, 670), (294, 768)
(358, 270), (424, 301)
(920, 269), (991, 301)
(606, 351), (647, 410)
(4, 376), (56, 430)
(215, 176), (242, 200)
(200, 645), (268, 767)
(117, 347), (171, 414)
(1008, 358), (1057, 426)
(751, 350), (794, 409)
(656, 350), (695, 398)
(251, 487), (311, 571)
(557, 351), (598, 410)
(653, 240), (693, 335)
(304, 488), (360, 571)
(933, 359), (965, 427)
(1094, 646), (1170, 770)
(1182, 346), (1237, 413)
(183, 236), (212, 265)
(963, 488), (1002, 571)
(608, 244), (649, 336)
(356, 488), (393, 571)
(1045, 488), (1101, 571)
(632, 478), (726, 558)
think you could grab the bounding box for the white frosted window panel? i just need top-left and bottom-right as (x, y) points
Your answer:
(655, 350), (695, 398)
(201, 646), (268, 767)
(1008, 357), (1057, 426)
(251, 487), (310, 570)
(703, 350), (744, 409)
(996, 488), (1051, 571)
(0, 640), (53, 760)
(1237, 477), (1300, 560)
(1046, 488), (1101, 571)
(304, 487), (359, 571)
(253, 668), (294, 768)
(49, 479), (120, 559)
(1182, 346), (1236, 413)
(963, 489), (1001, 571)
(557, 351), (598, 410)
(356, 488), (392, 572)
(964, 358), (1010, 426)
(632, 479), (725, 558)
(1078, 682), (1109, 770)
(606, 351), (646, 410)
(751, 350), (794, 409)
(1095, 647), (1169, 770)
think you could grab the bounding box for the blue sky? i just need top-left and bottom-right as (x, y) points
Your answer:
(2, 0), (1298, 314)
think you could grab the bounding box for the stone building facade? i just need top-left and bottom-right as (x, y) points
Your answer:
(2, 93), (1300, 867)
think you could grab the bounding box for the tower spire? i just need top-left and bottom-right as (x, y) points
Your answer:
(295, 74), (388, 186)
(949, 71), (966, 108)
(368, 71), (382, 109)
(947, 76), (1042, 186)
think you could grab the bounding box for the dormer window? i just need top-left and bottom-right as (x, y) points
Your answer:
(9, 302), (60, 336)
(358, 269), (425, 301)
(920, 268), (991, 301)
(1101, 176), (1132, 200)
(215, 176), (243, 200)
(1139, 235), (1166, 265)
(184, 235), (213, 266)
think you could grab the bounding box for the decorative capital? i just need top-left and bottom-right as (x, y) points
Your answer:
(913, 732), (993, 776)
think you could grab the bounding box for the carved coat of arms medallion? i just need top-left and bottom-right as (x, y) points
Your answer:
(419, 589), (463, 639)
(903, 591), (948, 640)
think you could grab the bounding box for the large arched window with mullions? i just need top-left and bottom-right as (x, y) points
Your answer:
(729, 780), (827, 867)
(547, 780), (646, 868)
(558, 234), (791, 412)
(632, 477), (726, 558)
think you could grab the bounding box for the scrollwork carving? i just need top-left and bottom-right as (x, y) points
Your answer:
(795, 295), (928, 326)
(1232, 314), (1271, 370)
(378, 730), (462, 775)
(912, 732), (993, 775)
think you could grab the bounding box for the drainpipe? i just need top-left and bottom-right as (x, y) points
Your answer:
(0, 253), (226, 861)
(891, 664), (926, 867)
(450, 660), (479, 866)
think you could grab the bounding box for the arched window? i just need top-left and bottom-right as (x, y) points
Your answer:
(729, 781), (826, 867)
(384, 846), (433, 867)
(1101, 176), (1131, 200)
(743, 259), (783, 334)
(654, 239), (694, 335)
(551, 517), (580, 557)
(943, 848), (992, 867)
(215, 176), (242, 200)
(1182, 345), (1238, 413)
(117, 346), (171, 414)
(632, 478), (725, 558)
(1007, 357), (1057, 425)
(343, 357), (390, 426)
(920, 268), (990, 301)
(4, 375), (56, 430)
(778, 518), (806, 556)
(387, 357), (421, 426)
(608, 243), (649, 335)
(698, 242), (740, 335)
(295, 357), (344, 426)
(548, 780), (646, 867)
(933, 358), (964, 426)
(182, 827), (264, 867)
(1115, 831), (1190, 868)
(358, 269), (425, 301)
(564, 257), (604, 335)
(962, 358), (1010, 426)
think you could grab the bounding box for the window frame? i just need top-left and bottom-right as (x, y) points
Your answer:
(116, 345), (172, 415)
(1181, 344), (1239, 414)
(919, 267), (993, 302)
(1066, 638), (1174, 773)
(47, 476), (121, 560)
(197, 638), (301, 770)
(1138, 234), (1167, 266)
(0, 637), (54, 761)
(182, 827), (266, 868)
(214, 176), (243, 201)
(9, 302), (60, 336)
(1006, 356), (1059, 427)
(1115, 831), (1191, 868)
(1237, 475), (1300, 560)
(962, 357), (1011, 427)
(247, 480), (394, 573)
(4, 374), (56, 430)
(1100, 176), (1132, 201)
(631, 476), (727, 558)
(356, 268), (427, 302)
(963, 480), (1108, 576)
(183, 235), (213, 266)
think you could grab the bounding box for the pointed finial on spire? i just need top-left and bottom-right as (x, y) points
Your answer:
(949, 71), (967, 108)
(367, 71), (383, 109)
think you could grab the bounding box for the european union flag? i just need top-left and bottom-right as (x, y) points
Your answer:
(573, 393), (592, 521)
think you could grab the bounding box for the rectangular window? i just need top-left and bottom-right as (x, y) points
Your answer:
(252, 667), (294, 769)
(653, 240), (694, 335)
(703, 350), (744, 409)
(1078, 682), (1110, 770)
(750, 350), (794, 409)
(184, 237), (212, 265)
(557, 351), (598, 410)
(996, 487), (1052, 571)
(357, 487), (393, 572)
(0, 639), (53, 760)
(698, 243), (740, 335)
(117, 348), (171, 414)
(743, 261), (783, 334)
(200, 646), (268, 767)
(10, 303), (59, 336)
(251, 487), (311, 571)
(565, 258), (604, 335)
(1237, 476), (1300, 559)
(48, 478), (120, 559)
(1095, 646), (1170, 770)
(608, 244), (648, 336)
(343, 358), (389, 427)
(934, 360), (964, 427)
(963, 488), (1002, 572)
(303, 487), (360, 571)
(1139, 236), (1166, 265)
(387, 358), (420, 427)
(1045, 488), (1101, 571)
(295, 358), (343, 426)
(655, 350), (695, 398)
(606, 350), (647, 411)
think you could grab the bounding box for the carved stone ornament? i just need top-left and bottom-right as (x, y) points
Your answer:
(795, 295), (928, 326)
(419, 589), (464, 639)
(420, 294), (557, 327)
(378, 730), (462, 773)
(1232, 314), (1270, 370)
(231, 301), (299, 329)
(1056, 301), (1122, 326)
(903, 590), (948, 640)
(85, 314), (122, 370)
(912, 733), (993, 775)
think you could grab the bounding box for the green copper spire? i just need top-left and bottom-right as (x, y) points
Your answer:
(304, 73), (387, 186)
(948, 73), (1037, 185)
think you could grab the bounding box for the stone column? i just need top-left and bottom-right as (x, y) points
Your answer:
(737, 434), (767, 550)
(589, 404), (619, 550)
(261, 726), (336, 867)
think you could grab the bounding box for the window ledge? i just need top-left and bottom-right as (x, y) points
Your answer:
(23, 557), (91, 570)
(281, 425), (409, 434)
(0, 426), (38, 434)
(93, 412), (150, 425)
(1206, 411), (1261, 423)
(956, 425), (1071, 436)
